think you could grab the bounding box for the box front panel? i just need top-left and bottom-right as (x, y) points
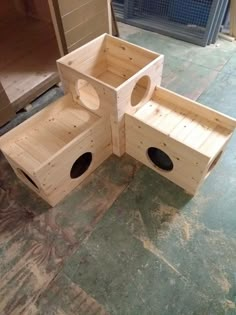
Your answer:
(35, 117), (112, 205)
(125, 114), (208, 194)
(57, 63), (116, 118)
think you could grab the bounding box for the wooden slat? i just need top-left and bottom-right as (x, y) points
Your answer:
(3, 142), (41, 172)
(65, 10), (109, 47)
(0, 95), (73, 147)
(62, 0), (108, 32)
(230, 0), (236, 38)
(106, 34), (158, 68)
(198, 126), (232, 157)
(48, 0), (68, 56)
(58, 0), (94, 15)
(155, 87), (236, 131)
(57, 0), (111, 53)
(58, 34), (106, 66)
(97, 71), (125, 88)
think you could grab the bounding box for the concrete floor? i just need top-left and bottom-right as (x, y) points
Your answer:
(0, 23), (236, 315)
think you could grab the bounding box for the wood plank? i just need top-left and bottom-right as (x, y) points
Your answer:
(4, 142), (41, 171)
(198, 126), (232, 157)
(0, 95), (73, 147)
(58, 0), (96, 15)
(183, 119), (217, 149)
(58, 34), (106, 66)
(62, 0), (108, 32)
(64, 10), (109, 47)
(155, 86), (236, 131)
(98, 71), (125, 88)
(57, 0), (111, 53)
(106, 35), (158, 68)
(125, 113), (208, 165)
(230, 0), (236, 38)
(107, 53), (141, 79)
(48, 0), (68, 56)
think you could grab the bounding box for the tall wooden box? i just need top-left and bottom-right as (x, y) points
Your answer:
(57, 33), (164, 156)
(0, 94), (112, 206)
(126, 86), (236, 194)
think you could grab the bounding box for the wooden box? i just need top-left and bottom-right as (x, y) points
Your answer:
(126, 86), (236, 194)
(57, 33), (164, 156)
(0, 94), (112, 206)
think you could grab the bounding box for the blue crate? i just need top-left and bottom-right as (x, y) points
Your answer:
(168, 0), (212, 27)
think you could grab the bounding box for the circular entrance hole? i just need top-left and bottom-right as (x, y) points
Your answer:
(18, 169), (39, 189)
(76, 79), (100, 110)
(208, 151), (223, 173)
(131, 75), (151, 106)
(147, 147), (174, 171)
(70, 152), (92, 179)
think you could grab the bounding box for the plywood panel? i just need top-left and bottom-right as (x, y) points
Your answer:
(62, 0), (108, 32)
(65, 10), (109, 47)
(56, 0), (112, 52)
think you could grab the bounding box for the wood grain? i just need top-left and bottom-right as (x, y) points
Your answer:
(0, 153), (140, 315)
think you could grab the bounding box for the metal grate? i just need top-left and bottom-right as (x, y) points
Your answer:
(113, 0), (229, 46)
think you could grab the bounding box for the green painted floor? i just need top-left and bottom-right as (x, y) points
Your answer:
(0, 23), (236, 315)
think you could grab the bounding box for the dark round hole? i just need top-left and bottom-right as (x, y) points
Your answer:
(147, 147), (174, 171)
(70, 152), (92, 179)
(18, 169), (39, 189)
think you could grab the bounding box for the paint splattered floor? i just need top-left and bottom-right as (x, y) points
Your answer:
(0, 23), (236, 315)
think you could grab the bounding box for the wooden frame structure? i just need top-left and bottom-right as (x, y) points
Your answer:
(0, 34), (235, 206)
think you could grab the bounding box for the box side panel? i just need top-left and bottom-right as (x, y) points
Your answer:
(57, 33), (107, 67)
(106, 34), (160, 62)
(125, 114), (209, 194)
(35, 117), (112, 206)
(116, 56), (164, 118)
(0, 94), (73, 148)
(57, 63), (116, 118)
(57, 0), (111, 52)
(1, 153), (50, 204)
(110, 56), (164, 156)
